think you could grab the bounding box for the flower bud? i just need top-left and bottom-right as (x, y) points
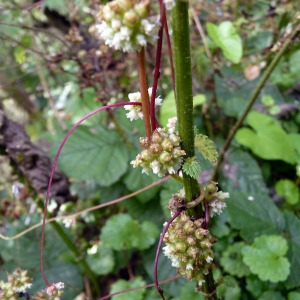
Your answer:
(151, 130), (163, 143)
(139, 137), (150, 148)
(124, 10), (137, 24)
(140, 150), (152, 161)
(183, 220), (195, 234)
(159, 151), (172, 163)
(149, 143), (162, 154)
(161, 139), (173, 151)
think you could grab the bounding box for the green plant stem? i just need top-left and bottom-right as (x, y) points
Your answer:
(210, 22), (300, 182)
(38, 201), (100, 296)
(171, 1), (199, 206)
(137, 47), (152, 138)
(172, 2), (217, 299)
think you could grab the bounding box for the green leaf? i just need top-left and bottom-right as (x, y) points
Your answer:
(275, 179), (299, 205)
(124, 163), (161, 203)
(159, 91), (177, 126)
(173, 281), (204, 300)
(284, 211), (300, 289)
(86, 244), (114, 275)
(226, 191), (285, 241)
(193, 94), (206, 107)
(217, 276), (241, 300)
(246, 275), (270, 298)
(206, 21), (243, 63)
(258, 291), (285, 300)
(52, 125), (129, 186)
(289, 50), (300, 74)
(182, 157), (201, 180)
(288, 291), (300, 300)
(235, 111), (296, 164)
(220, 242), (251, 278)
(14, 46), (26, 64)
(194, 134), (218, 165)
(242, 235), (290, 282)
(110, 277), (146, 300)
(100, 214), (159, 251)
(101, 214), (139, 250)
(159, 92), (206, 126)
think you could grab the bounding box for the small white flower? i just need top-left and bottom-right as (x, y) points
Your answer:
(186, 263), (194, 270)
(206, 256), (213, 263)
(163, 0), (176, 10)
(12, 283), (32, 293)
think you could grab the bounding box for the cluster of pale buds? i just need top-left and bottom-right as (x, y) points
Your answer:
(96, 0), (160, 52)
(0, 269), (32, 298)
(131, 118), (185, 177)
(124, 87), (162, 121)
(163, 211), (217, 285)
(45, 282), (64, 297)
(205, 182), (229, 217)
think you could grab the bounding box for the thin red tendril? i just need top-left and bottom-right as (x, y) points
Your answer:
(154, 208), (183, 299)
(40, 102), (141, 286)
(150, 0), (166, 131)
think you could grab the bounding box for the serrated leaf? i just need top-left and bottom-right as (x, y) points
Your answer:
(225, 191), (285, 241)
(235, 111), (296, 164)
(86, 244), (114, 275)
(51, 125), (129, 186)
(110, 277), (146, 300)
(220, 242), (251, 278)
(194, 134), (218, 165)
(207, 21), (243, 63)
(182, 157), (201, 180)
(101, 214), (158, 251)
(242, 235), (290, 282)
(275, 179), (299, 205)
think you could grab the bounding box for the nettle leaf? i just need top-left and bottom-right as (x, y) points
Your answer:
(226, 191), (285, 241)
(242, 235), (290, 282)
(275, 179), (299, 205)
(110, 277), (146, 300)
(284, 211), (300, 289)
(194, 134), (218, 165)
(235, 111), (296, 164)
(86, 244), (114, 275)
(220, 242), (251, 278)
(182, 157), (201, 180)
(101, 214), (159, 251)
(52, 125), (128, 186)
(207, 21), (243, 63)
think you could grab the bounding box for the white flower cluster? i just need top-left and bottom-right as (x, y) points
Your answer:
(131, 117), (185, 177)
(163, 212), (216, 284)
(96, 0), (160, 52)
(46, 282), (64, 297)
(205, 182), (229, 217)
(0, 269), (32, 297)
(124, 87), (162, 121)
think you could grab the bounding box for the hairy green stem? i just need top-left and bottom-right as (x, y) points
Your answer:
(210, 22), (300, 182)
(171, 1), (199, 205)
(172, 2), (217, 298)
